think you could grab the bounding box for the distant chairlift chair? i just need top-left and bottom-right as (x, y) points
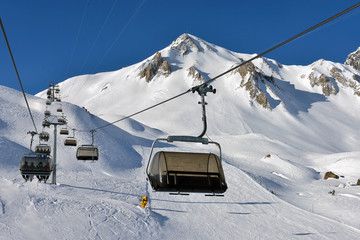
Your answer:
(76, 130), (98, 161)
(39, 131), (50, 141)
(64, 129), (77, 146)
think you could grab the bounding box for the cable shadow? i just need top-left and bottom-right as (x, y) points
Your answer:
(60, 183), (139, 197)
(227, 212), (251, 215)
(293, 233), (315, 236)
(151, 208), (187, 213)
(151, 198), (275, 205)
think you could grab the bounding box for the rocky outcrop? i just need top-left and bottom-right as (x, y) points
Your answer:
(308, 72), (338, 96)
(170, 33), (202, 55)
(139, 52), (172, 82)
(187, 66), (204, 85)
(330, 67), (360, 96)
(234, 61), (276, 109)
(324, 171), (339, 180)
(345, 47), (360, 71)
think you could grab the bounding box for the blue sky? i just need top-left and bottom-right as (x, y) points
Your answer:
(1, 0), (360, 95)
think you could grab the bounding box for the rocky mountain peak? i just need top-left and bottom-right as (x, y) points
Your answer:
(170, 33), (202, 55)
(345, 47), (360, 71)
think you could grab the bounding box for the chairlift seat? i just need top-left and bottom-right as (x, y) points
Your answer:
(42, 120), (51, 127)
(35, 144), (51, 154)
(57, 108), (63, 113)
(58, 118), (66, 124)
(64, 138), (77, 146)
(46, 100), (51, 105)
(147, 151), (227, 193)
(44, 110), (51, 116)
(60, 129), (69, 135)
(76, 145), (99, 160)
(39, 132), (50, 141)
(19, 152), (52, 176)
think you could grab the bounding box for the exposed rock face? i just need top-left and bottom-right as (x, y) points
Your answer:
(188, 65), (204, 85)
(330, 67), (360, 96)
(324, 171), (339, 180)
(234, 61), (275, 109)
(170, 33), (202, 55)
(345, 47), (360, 71)
(139, 52), (172, 82)
(308, 72), (338, 96)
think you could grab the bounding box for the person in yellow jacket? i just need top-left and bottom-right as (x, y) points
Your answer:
(140, 196), (148, 208)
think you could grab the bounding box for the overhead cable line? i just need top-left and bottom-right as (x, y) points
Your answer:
(64, 0), (90, 80)
(86, 2), (360, 132)
(0, 17), (38, 133)
(80, 0), (119, 72)
(195, 2), (360, 89)
(94, 0), (147, 72)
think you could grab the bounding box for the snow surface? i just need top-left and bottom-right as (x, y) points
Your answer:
(2, 34), (360, 239)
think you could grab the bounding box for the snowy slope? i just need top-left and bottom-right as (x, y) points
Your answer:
(3, 85), (360, 239)
(2, 33), (360, 239)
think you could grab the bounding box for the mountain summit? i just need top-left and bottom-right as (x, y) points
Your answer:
(37, 33), (360, 115)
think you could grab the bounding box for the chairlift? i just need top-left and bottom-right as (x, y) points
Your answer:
(57, 107), (63, 113)
(19, 152), (52, 183)
(146, 84), (227, 195)
(56, 98), (61, 102)
(35, 144), (51, 155)
(44, 110), (51, 116)
(60, 128), (69, 135)
(42, 120), (51, 127)
(47, 89), (51, 96)
(64, 137), (77, 146)
(46, 100), (52, 105)
(39, 131), (50, 141)
(58, 117), (67, 124)
(76, 130), (98, 161)
(55, 88), (60, 93)
(65, 129), (77, 146)
(76, 145), (98, 160)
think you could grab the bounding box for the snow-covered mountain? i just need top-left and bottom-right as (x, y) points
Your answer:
(2, 34), (360, 239)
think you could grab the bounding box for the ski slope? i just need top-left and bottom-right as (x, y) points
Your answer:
(2, 34), (360, 239)
(3, 82), (360, 239)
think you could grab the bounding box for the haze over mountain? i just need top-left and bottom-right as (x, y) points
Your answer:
(1, 33), (360, 239)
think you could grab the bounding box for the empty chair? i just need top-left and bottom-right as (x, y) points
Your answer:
(76, 145), (98, 161)
(46, 100), (52, 105)
(39, 131), (50, 141)
(146, 136), (227, 194)
(57, 107), (62, 113)
(47, 89), (52, 96)
(56, 98), (61, 102)
(55, 88), (60, 93)
(44, 110), (51, 116)
(35, 144), (51, 155)
(60, 128), (69, 135)
(64, 137), (77, 146)
(19, 152), (52, 183)
(147, 151), (227, 193)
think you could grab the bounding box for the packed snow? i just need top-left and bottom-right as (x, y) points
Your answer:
(2, 34), (360, 239)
